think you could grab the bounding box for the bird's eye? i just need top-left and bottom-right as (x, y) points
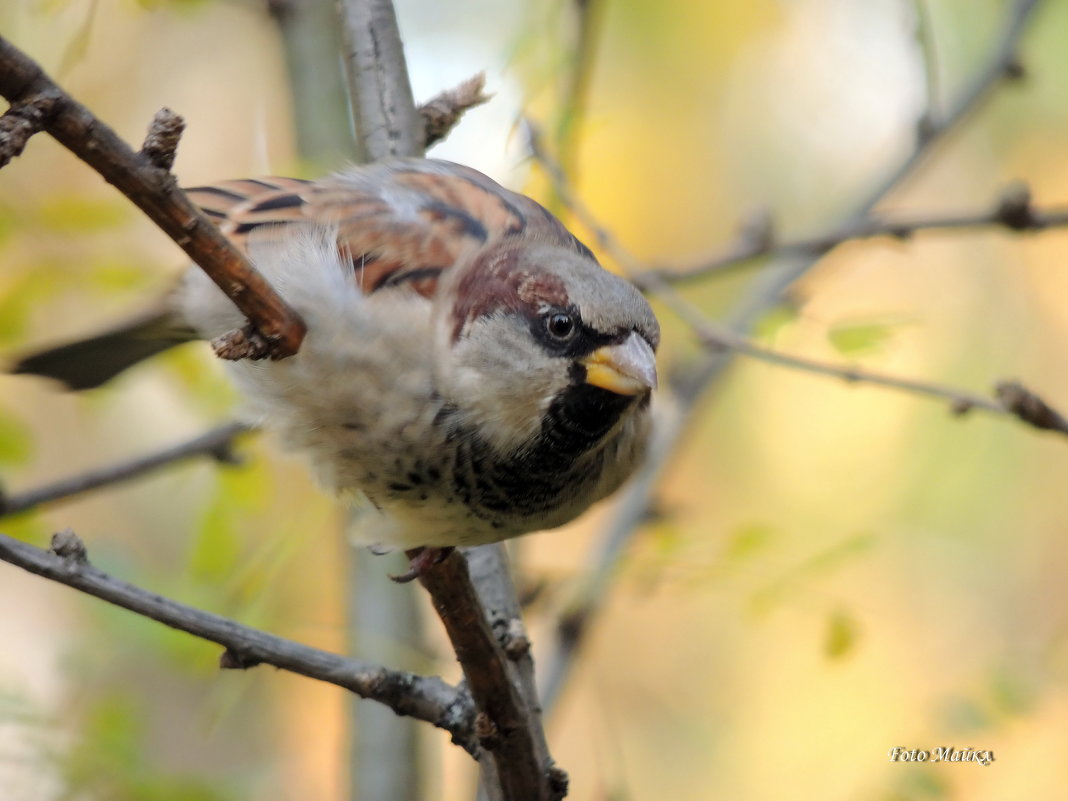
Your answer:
(545, 312), (576, 341)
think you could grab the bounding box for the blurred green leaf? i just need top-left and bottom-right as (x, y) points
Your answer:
(0, 685), (50, 725)
(135, 0), (212, 9)
(215, 454), (270, 510)
(0, 512), (49, 544)
(188, 456), (270, 585)
(189, 485), (244, 583)
(60, 694), (237, 801)
(724, 523), (777, 562)
(940, 695), (991, 734)
(988, 664), (1037, 716)
(0, 270), (59, 345)
(34, 0), (72, 14)
(159, 345), (239, 416)
(824, 607), (860, 660)
(35, 196), (130, 233)
(0, 202), (15, 246)
(754, 304), (800, 341)
(827, 314), (913, 357)
(750, 532), (876, 615)
(648, 519), (686, 557)
(57, 0), (99, 75)
(0, 406), (32, 466)
(883, 769), (951, 801)
(85, 260), (158, 292)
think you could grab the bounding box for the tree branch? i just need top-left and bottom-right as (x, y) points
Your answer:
(692, 322), (1068, 437)
(641, 182), (1068, 286)
(0, 35), (306, 361)
(419, 550), (565, 801)
(337, 0), (422, 162)
(0, 422), (253, 519)
(0, 528), (476, 751)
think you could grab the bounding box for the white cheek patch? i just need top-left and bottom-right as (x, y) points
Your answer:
(438, 315), (564, 454)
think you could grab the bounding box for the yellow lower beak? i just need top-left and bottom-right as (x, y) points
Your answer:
(581, 333), (658, 396)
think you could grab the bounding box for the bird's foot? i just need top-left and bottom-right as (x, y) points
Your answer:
(390, 546), (455, 583)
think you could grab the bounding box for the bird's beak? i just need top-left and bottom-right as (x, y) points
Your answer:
(581, 332), (658, 396)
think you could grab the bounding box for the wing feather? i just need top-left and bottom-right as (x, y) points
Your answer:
(182, 160), (590, 299)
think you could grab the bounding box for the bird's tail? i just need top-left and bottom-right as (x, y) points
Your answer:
(10, 307), (197, 390)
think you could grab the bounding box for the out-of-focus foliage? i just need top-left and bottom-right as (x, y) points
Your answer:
(3, 0), (1068, 800)
(58, 695), (238, 801)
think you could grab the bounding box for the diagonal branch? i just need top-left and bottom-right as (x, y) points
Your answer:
(0, 35), (306, 360)
(0, 422), (253, 519)
(419, 550), (565, 801)
(0, 529), (476, 751)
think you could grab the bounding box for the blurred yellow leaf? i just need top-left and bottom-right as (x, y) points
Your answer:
(724, 522), (777, 562)
(0, 407), (32, 466)
(34, 196), (130, 233)
(85, 261), (158, 292)
(754, 303), (801, 341)
(0, 512), (48, 544)
(750, 532), (875, 615)
(824, 607), (860, 660)
(0, 270), (59, 345)
(988, 664), (1037, 716)
(827, 314), (913, 357)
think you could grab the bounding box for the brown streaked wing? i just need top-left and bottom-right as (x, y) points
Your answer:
(305, 161), (596, 297)
(184, 177), (313, 230)
(183, 160), (594, 300)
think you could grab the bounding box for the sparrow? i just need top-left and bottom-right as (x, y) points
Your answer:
(12, 159), (659, 563)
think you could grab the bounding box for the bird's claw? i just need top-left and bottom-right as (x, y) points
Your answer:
(390, 546), (455, 583)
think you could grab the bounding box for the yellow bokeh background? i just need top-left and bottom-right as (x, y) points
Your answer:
(3, 1), (1068, 799)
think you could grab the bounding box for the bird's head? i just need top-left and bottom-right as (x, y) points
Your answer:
(435, 239), (659, 455)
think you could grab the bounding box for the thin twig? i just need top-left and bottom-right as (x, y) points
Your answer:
(995, 381), (1068, 435)
(695, 322), (1068, 437)
(420, 73), (492, 149)
(0, 529), (476, 750)
(0, 35), (307, 360)
(642, 182), (1068, 286)
(139, 107), (184, 171)
(0, 95), (52, 167)
(554, 0), (604, 182)
(912, 0), (942, 139)
(0, 423), (253, 519)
